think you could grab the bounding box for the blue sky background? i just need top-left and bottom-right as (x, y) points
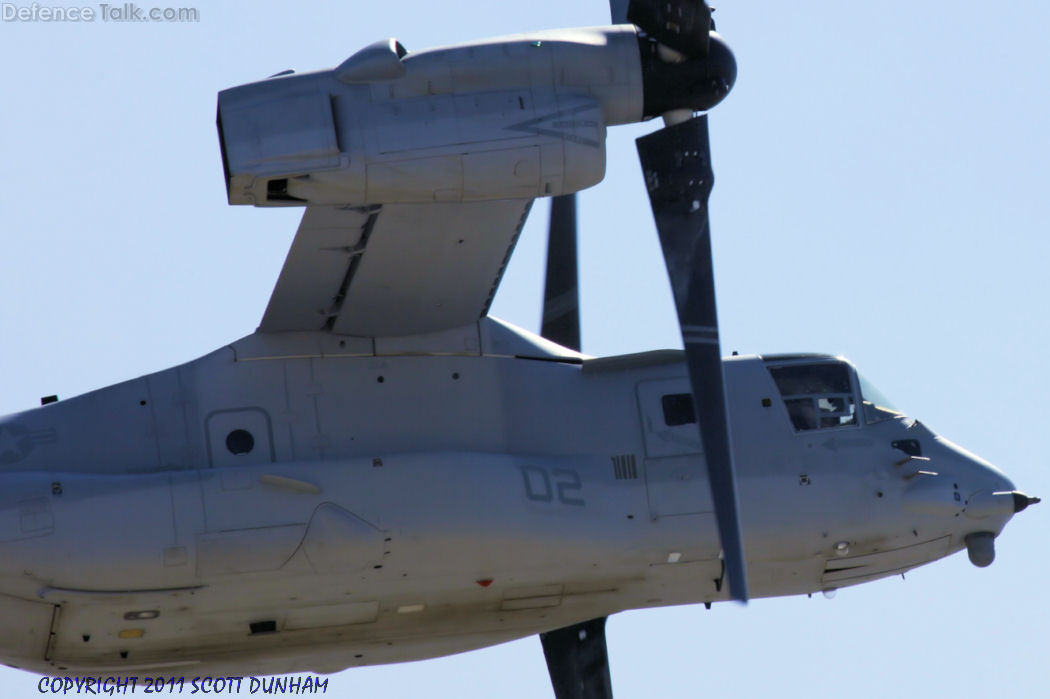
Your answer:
(1, 1), (1047, 696)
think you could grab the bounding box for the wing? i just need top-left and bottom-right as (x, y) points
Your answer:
(259, 199), (533, 337)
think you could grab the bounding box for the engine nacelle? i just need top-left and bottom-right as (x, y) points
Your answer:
(217, 27), (645, 207)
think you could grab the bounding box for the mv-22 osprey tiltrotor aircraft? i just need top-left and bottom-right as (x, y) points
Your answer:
(0, 0), (1037, 695)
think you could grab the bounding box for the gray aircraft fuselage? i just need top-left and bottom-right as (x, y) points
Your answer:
(0, 317), (1019, 676)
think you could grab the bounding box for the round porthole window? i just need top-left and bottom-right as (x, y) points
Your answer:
(226, 429), (255, 455)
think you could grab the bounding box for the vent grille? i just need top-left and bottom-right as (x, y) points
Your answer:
(612, 454), (638, 480)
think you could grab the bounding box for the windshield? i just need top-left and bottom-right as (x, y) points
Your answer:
(857, 372), (906, 424)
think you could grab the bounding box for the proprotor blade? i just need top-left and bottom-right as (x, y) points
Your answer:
(541, 194), (581, 352)
(636, 115), (748, 602)
(540, 616), (613, 699)
(627, 0), (713, 58)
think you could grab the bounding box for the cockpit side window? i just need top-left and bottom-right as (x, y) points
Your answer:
(661, 393), (697, 426)
(768, 363), (857, 432)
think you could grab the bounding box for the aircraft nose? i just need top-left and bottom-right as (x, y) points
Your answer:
(933, 437), (1040, 567)
(959, 488), (1038, 568)
(963, 488), (1039, 520)
(1011, 492), (1041, 513)
(932, 433), (1015, 494)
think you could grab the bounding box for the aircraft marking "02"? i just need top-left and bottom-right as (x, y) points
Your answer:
(519, 465), (585, 506)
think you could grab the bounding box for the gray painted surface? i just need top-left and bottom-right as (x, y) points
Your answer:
(0, 318), (1020, 675)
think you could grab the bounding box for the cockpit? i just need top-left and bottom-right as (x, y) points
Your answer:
(764, 355), (906, 432)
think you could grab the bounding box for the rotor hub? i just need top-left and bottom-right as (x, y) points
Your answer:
(639, 31), (737, 117)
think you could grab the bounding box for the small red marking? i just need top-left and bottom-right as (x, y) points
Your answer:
(476, 579), (493, 587)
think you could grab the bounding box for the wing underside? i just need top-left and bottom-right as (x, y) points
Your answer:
(260, 199), (533, 337)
